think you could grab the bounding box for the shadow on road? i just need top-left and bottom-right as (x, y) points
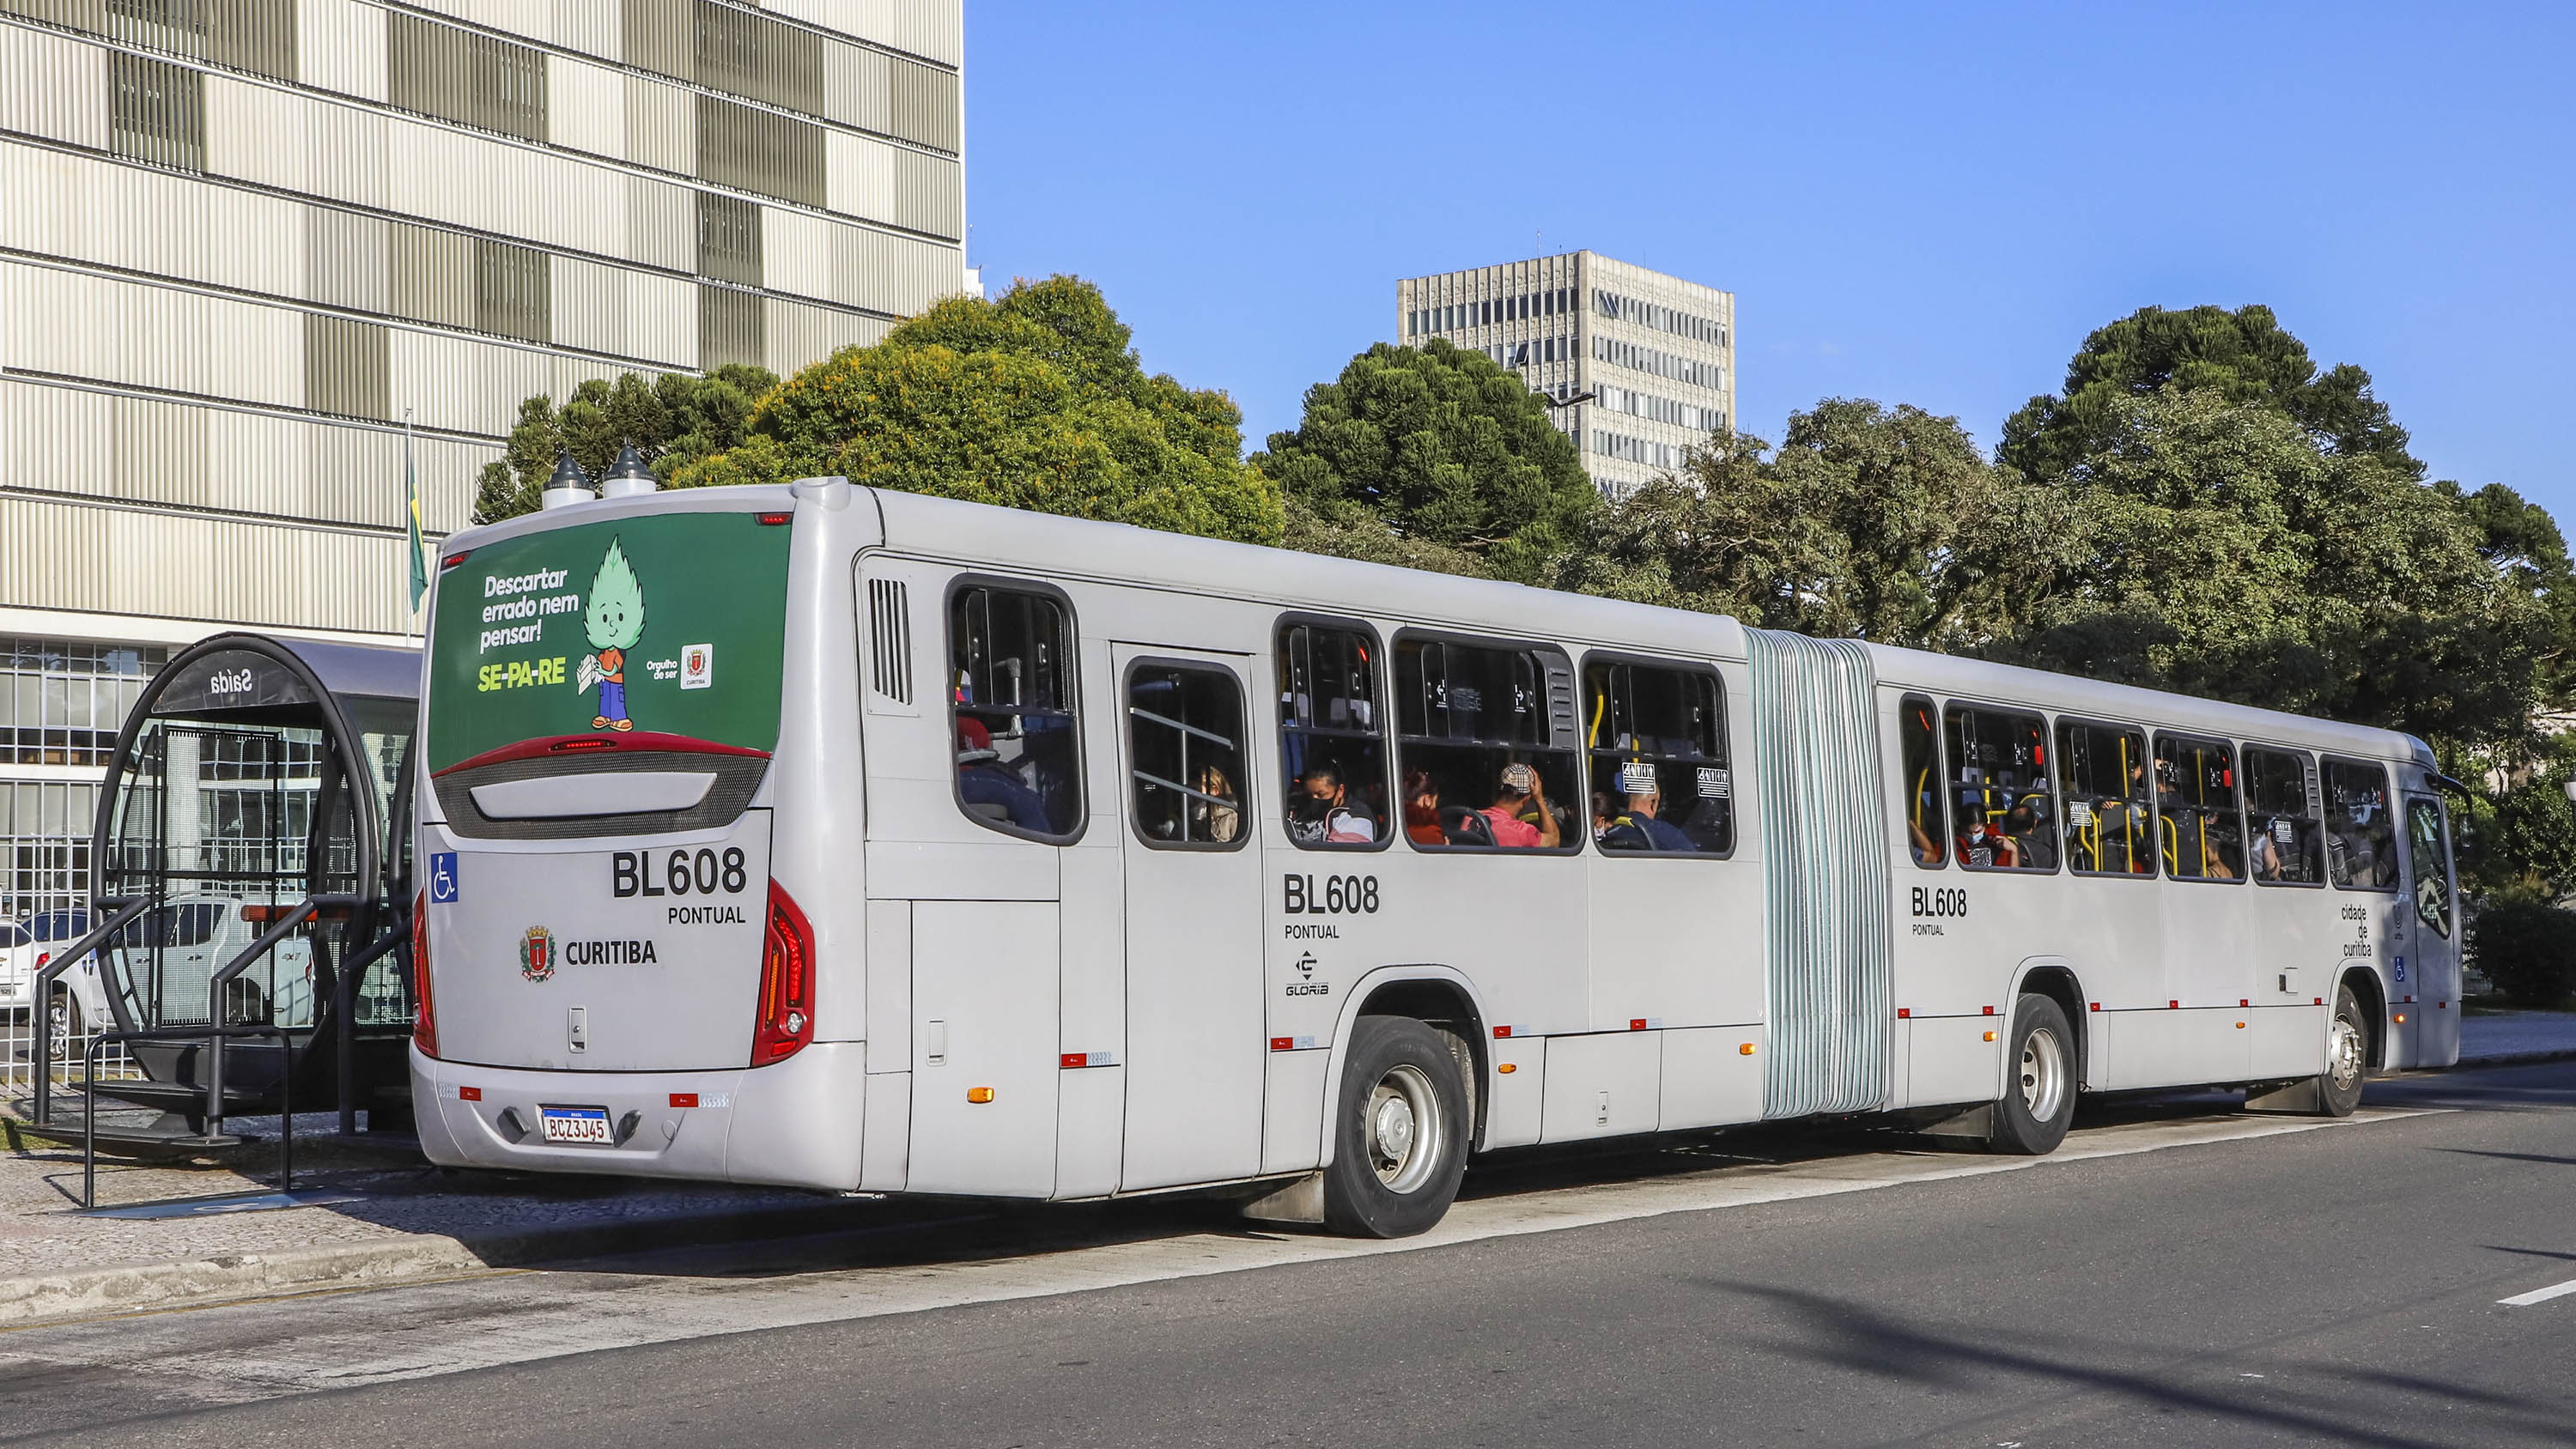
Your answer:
(1704, 1277), (2572, 1448)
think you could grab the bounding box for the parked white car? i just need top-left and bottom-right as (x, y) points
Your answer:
(3, 910), (121, 1052)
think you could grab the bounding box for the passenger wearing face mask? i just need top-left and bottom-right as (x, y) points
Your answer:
(1287, 763), (1378, 845)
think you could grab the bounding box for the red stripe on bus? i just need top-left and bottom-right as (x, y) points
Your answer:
(433, 731), (772, 777)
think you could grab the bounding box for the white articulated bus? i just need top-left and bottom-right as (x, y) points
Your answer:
(411, 479), (2459, 1237)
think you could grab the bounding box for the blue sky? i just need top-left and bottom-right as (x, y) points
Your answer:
(964, 3), (2574, 514)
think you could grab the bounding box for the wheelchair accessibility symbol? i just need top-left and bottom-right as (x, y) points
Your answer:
(429, 852), (460, 904)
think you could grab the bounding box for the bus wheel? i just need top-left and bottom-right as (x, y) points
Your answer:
(1322, 1016), (1469, 1239)
(2316, 985), (2368, 1118)
(1989, 992), (2076, 1155)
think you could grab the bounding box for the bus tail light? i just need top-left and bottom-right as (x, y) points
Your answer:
(411, 888), (438, 1059)
(752, 882), (816, 1066)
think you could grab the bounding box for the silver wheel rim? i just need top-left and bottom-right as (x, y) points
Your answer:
(2019, 1025), (2069, 1124)
(1365, 1064), (1443, 1194)
(2328, 1012), (2364, 1092)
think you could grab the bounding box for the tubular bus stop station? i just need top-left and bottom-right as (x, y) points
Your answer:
(3, 634), (421, 1200)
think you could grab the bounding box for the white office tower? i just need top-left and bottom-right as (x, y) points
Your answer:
(0, 0), (961, 922)
(1397, 252), (1735, 499)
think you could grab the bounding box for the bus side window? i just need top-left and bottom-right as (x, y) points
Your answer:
(2242, 746), (2323, 885)
(1586, 658), (1732, 855)
(1127, 663), (1247, 849)
(2056, 718), (2154, 877)
(949, 585), (1083, 841)
(1943, 703), (2056, 872)
(2323, 756), (2398, 891)
(1277, 621), (1388, 849)
(1394, 635), (1579, 852)
(2154, 733), (2245, 882)
(1899, 695), (1943, 867)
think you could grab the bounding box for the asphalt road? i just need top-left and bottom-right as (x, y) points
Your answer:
(5, 1062), (2574, 1447)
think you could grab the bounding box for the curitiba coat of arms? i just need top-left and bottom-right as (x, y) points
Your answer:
(519, 925), (556, 983)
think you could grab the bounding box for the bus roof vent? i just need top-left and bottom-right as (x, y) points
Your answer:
(868, 578), (912, 706)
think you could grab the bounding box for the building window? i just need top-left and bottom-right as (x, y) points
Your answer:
(696, 191), (763, 288)
(387, 13), (547, 143)
(473, 239), (550, 343)
(692, 0), (823, 113)
(108, 51), (204, 172)
(696, 94), (825, 208)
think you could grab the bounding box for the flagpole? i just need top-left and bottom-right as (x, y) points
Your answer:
(403, 406), (426, 640)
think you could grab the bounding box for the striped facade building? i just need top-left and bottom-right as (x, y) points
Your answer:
(1397, 251), (1735, 499)
(0, 0), (964, 923)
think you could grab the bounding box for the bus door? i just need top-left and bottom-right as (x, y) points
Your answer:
(2400, 795), (2459, 1065)
(1113, 646), (1266, 1191)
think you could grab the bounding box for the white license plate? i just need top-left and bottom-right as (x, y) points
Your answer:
(538, 1106), (615, 1145)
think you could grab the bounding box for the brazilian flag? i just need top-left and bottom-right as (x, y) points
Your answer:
(404, 434), (428, 614)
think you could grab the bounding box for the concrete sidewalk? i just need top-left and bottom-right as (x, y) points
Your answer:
(2457, 1006), (2576, 1065)
(1, 1009), (2571, 1328)
(0, 1112), (857, 1325)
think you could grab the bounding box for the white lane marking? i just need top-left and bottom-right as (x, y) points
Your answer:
(2499, 1277), (2576, 1307)
(3, 1106), (2439, 1402)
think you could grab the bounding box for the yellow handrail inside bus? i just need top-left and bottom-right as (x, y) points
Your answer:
(1587, 691), (1606, 749)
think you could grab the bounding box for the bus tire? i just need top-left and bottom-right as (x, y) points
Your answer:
(1989, 992), (2077, 1155)
(2315, 985), (2368, 1118)
(1322, 1016), (1470, 1239)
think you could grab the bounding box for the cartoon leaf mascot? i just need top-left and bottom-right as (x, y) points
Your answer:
(576, 539), (645, 732)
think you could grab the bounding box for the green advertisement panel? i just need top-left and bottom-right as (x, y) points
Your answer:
(427, 512), (792, 771)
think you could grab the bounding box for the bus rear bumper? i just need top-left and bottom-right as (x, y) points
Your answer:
(410, 1041), (866, 1191)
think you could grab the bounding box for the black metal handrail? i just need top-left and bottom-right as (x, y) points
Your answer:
(27, 897), (154, 1125)
(201, 897), (348, 1135)
(82, 1023), (295, 1211)
(330, 913), (413, 1135)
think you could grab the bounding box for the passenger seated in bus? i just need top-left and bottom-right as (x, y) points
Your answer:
(2003, 799), (2051, 868)
(1601, 785), (1694, 852)
(1591, 791), (1615, 843)
(1909, 815), (1941, 865)
(2249, 823), (2285, 881)
(1402, 771), (1448, 848)
(955, 717), (1052, 832)
(1479, 763), (1561, 849)
(1286, 764), (1376, 845)
(1194, 763), (1242, 844)
(1960, 816), (2018, 869)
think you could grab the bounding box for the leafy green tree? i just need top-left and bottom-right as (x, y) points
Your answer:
(1554, 401), (2081, 650)
(670, 277), (1279, 546)
(1254, 340), (1597, 584)
(2000, 304), (2420, 483)
(1995, 387), (2546, 746)
(471, 366), (779, 524)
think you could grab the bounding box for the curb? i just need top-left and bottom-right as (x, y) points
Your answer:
(0, 1196), (866, 1327)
